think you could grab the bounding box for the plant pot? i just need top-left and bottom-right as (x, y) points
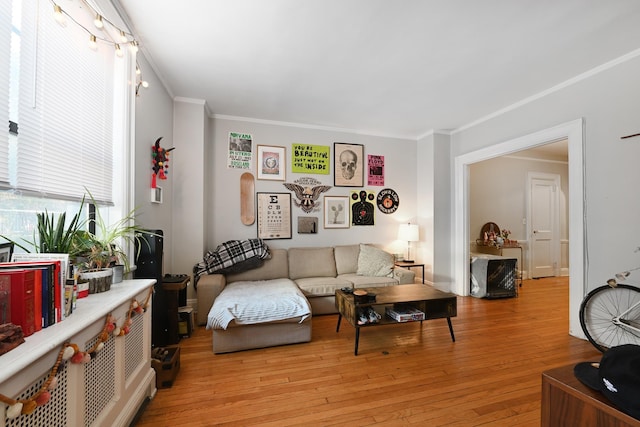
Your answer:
(80, 268), (113, 294)
(112, 264), (125, 284)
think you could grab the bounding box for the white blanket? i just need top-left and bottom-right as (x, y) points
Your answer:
(206, 278), (311, 330)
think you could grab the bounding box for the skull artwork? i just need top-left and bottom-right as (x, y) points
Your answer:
(340, 149), (357, 180)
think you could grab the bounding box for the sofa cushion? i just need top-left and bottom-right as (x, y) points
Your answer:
(356, 244), (394, 277)
(226, 249), (289, 282)
(295, 277), (353, 297)
(334, 244), (360, 275)
(288, 247), (337, 280)
(338, 273), (399, 288)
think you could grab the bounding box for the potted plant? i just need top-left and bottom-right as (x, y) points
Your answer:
(0, 198), (87, 257)
(73, 190), (152, 290)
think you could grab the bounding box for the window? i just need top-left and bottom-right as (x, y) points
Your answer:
(0, 0), (135, 252)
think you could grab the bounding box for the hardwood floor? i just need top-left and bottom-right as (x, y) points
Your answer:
(134, 277), (601, 426)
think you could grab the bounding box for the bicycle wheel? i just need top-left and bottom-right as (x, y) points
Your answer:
(579, 283), (640, 352)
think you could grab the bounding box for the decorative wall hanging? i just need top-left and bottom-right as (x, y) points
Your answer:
(334, 143), (364, 187)
(297, 217), (318, 234)
(376, 188), (399, 214)
(227, 132), (253, 169)
(324, 196), (349, 229)
(151, 137), (174, 189)
(257, 193), (292, 239)
(240, 172), (255, 225)
(283, 177), (331, 213)
(291, 144), (330, 175)
(256, 145), (286, 180)
(350, 190), (376, 226)
(368, 154), (384, 186)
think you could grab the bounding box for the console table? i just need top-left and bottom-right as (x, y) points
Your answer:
(0, 279), (156, 427)
(541, 363), (640, 427)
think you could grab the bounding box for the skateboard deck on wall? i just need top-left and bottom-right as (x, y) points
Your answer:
(240, 172), (255, 225)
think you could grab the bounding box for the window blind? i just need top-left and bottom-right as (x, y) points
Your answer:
(15, 0), (114, 203)
(0, 1), (11, 187)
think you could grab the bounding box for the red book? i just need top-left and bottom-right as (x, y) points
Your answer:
(0, 274), (10, 324)
(1, 269), (36, 337)
(0, 261), (60, 326)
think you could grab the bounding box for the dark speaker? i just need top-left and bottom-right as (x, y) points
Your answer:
(134, 229), (167, 347)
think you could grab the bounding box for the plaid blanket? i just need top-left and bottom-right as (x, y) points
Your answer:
(193, 239), (270, 283)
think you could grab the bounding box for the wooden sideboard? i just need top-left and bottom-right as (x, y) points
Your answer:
(0, 279), (156, 427)
(541, 364), (640, 427)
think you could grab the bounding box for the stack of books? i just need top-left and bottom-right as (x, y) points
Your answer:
(0, 255), (74, 337)
(385, 304), (425, 322)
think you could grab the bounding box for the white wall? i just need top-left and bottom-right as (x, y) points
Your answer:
(172, 99), (207, 296)
(133, 53), (174, 273)
(208, 117), (418, 255)
(451, 51), (640, 337)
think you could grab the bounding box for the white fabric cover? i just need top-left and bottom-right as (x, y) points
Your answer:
(356, 244), (394, 277)
(207, 278), (311, 330)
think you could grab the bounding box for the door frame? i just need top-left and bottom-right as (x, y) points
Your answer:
(527, 172), (561, 278)
(453, 118), (586, 338)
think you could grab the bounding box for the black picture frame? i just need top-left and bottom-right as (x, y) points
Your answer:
(334, 142), (364, 187)
(0, 242), (14, 263)
(256, 192), (292, 239)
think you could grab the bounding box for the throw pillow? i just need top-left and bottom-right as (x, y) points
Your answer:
(356, 244), (394, 277)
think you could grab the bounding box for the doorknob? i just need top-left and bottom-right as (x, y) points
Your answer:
(533, 230), (538, 234)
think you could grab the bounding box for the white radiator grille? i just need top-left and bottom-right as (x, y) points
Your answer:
(125, 315), (145, 380)
(5, 364), (68, 427)
(83, 335), (116, 426)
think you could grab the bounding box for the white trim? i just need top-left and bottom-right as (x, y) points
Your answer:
(454, 118), (585, 338)
(503, 154), (568, 165)
(211, 113), (416, 141)
(453, 49), (640, 134)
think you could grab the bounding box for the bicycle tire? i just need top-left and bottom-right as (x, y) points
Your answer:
(579, 283), (640, 352)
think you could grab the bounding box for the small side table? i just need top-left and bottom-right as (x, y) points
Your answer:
(395, 262), (425, 284)
(162, 274), (190, 345)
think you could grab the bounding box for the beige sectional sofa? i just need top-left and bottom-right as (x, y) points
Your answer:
(196, 244), (416, 353)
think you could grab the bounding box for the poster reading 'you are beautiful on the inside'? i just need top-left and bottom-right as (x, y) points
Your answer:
(227, 132), (253, 169)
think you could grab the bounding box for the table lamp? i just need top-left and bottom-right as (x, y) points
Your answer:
(398, 223), (419, 263)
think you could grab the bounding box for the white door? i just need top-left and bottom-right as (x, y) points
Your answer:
(528, 173), (560, 278)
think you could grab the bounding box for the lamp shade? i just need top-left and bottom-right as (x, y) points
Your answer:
(398, 223), (419, 242)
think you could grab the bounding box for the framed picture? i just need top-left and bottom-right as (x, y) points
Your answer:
(257, 192), (292, 239)
(0, 242), (14, 263)
(324, 196), (349, 229)
(257, 145), (286, 181)
(334, 143), (364, 187)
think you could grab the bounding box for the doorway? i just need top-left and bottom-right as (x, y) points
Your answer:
(453, 118), (586, 338)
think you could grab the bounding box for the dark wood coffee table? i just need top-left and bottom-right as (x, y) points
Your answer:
(335, 284), (457, 355)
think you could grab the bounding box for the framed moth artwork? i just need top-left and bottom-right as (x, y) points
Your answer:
(334, 143), (364, 187)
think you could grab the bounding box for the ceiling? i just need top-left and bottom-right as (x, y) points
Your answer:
(118, 0), (640, 140)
